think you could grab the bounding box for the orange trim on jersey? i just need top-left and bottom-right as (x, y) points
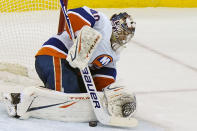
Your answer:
(36, 47), (67, 59)
(53, 57), (62, 92)
(65, 13), (91, 39)
(93, 59), (103, 67)
(92, 55), (113, 68)
(93, 77), (115, 91)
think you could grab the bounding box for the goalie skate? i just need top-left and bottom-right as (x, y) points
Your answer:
(2, 93), (20, 118)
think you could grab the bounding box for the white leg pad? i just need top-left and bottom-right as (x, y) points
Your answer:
(16, 86), (105, 122)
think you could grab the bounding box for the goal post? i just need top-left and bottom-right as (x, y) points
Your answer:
(58, 0), (68, 34)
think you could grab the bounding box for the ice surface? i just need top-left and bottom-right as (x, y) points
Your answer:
(0, 8), (197, 131)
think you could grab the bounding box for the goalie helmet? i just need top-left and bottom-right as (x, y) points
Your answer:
(110, 12), (136, 52)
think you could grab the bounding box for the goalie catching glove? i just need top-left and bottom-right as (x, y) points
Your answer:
(103, 84), (137, 118)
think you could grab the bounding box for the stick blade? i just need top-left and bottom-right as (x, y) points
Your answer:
(108, 117), (138, 128)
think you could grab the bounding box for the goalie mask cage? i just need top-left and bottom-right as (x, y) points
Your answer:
(0, 0), (68, 77)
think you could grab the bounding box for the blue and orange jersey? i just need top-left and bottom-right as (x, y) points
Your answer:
(36, 6), (98, 58)
(65, 6), (97, 39)
(36, 6), (119, 91)
(36, 31), (72, 59)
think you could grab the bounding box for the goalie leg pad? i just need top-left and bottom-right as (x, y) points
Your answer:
(2, 86), (137, 125)
(3, 86), (104, 122)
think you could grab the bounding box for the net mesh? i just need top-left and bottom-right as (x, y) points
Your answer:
(0, 0), (60, 13)
(0, 0), (60, 77)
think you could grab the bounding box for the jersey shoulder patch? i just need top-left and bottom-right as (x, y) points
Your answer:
(92, 54), (113, 68)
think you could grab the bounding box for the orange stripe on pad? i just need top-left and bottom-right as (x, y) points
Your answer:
(78, 32), (82, 53)
(114, 88), (124, 92)
(59, 102), (77, 108)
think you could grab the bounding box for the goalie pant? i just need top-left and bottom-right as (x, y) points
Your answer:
(35, 55), (87, 93)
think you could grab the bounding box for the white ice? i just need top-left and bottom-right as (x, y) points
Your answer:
(0, 8), (197, 131)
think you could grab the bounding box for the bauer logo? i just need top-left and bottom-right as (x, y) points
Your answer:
(82, 67), (101, 108)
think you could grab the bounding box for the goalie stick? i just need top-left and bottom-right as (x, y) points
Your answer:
(59, 0), (138, 127)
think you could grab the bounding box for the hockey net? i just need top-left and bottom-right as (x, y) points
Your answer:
(0, 0), (63, 78)
(0, 0), (68, 102)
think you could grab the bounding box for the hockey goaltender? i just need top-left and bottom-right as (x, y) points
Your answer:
(2, 5), (137, 127)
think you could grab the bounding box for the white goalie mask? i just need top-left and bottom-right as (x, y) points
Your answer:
(110, 12), (136, 52)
